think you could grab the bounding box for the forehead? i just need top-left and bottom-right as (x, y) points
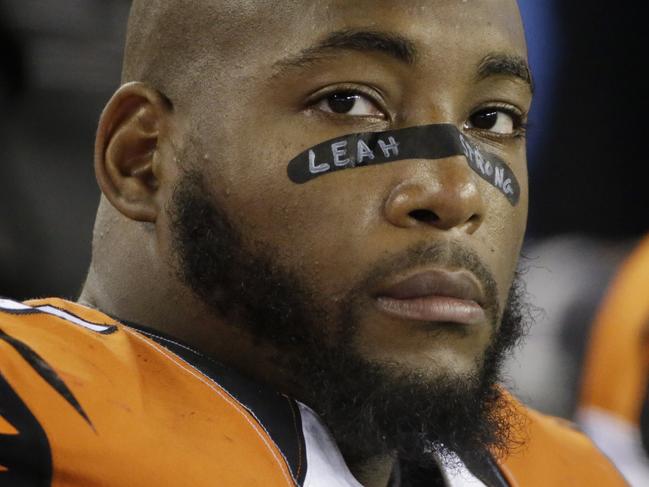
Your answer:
(316, 0), (524, 44)
(217, 0), (526, 69)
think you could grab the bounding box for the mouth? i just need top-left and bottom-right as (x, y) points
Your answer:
(374, 268), (487, 325)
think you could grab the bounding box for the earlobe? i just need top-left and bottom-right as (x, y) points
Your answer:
(95, 82), (172, 223)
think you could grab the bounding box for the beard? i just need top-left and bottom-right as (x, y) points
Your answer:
(169, 169), (529, 471)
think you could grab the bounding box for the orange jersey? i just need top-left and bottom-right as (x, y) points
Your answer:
(1, 297), (626, 486)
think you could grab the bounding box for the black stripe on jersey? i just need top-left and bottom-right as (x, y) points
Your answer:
(124, 321), (308, 486)
(0, 329), (93, 429)
(0, 372), (52, 486)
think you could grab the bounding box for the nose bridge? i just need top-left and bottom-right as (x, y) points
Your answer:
(383, 155), (485, 233)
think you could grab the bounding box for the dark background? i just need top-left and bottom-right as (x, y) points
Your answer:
(1, 0), (130, 299)
(527, 3), (645, 237)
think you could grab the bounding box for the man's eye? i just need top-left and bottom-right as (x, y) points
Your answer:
(465, 108), (523, 136)
(314, 91), (384, 117)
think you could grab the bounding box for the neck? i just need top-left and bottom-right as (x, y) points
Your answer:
(80, 263), (299, 392)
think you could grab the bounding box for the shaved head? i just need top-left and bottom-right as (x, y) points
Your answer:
(122, 0), (289, 104)
(122, 0), (212, 96)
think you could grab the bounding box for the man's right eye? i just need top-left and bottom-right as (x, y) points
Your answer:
(313, 91), (385, 118)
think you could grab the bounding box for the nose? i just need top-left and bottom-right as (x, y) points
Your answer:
(383, 157), (485, 234)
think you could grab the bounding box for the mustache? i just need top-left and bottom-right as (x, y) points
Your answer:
(355, 240), (501, 321)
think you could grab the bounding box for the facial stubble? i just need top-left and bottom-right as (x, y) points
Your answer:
(169, 170), (528, 470)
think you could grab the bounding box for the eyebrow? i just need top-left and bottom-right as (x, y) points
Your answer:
(272, 29), (533, 93)
(272, 29), (416, 73)
(477, 54), (534, 93)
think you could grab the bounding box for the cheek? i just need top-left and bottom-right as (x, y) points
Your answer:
(251, 179), (387, 293)
(197, 130), (384, 294)
(482, 175), (528, 310)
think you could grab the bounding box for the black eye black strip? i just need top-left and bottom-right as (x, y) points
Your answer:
(286, 123), (520, 206)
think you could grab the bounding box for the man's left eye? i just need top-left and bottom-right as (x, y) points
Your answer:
(465, 108), (523, 136)
(314, 91), (384, 117)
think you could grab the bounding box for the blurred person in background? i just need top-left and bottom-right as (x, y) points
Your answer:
(0, 0), (629, 485)
(577, 235), (649, 486)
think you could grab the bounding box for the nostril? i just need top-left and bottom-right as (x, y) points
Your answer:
(409, 209), (439, 225)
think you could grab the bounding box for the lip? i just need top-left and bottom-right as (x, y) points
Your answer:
(374, 269), (487, 325)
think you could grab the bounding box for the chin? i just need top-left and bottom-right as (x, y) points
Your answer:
(355, 325), (490, 380)
(358, 343), (486, 386)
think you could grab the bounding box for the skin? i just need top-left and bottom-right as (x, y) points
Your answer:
(80, 1), (532, 485)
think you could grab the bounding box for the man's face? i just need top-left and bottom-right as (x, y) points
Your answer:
(163, 0), (531, 463)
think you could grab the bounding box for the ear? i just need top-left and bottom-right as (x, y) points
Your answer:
(95, 82), (172, 222)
